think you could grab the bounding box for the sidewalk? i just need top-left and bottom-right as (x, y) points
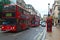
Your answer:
(45, 26), (60, 40)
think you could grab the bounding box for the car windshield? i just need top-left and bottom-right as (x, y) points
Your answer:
(41, 22), (46, 25)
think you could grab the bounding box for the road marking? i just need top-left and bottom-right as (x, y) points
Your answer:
(34, 33), (40, 40)
(37, 28), (46, 40)
(34, 27), (46, 40)
(37, 32), (44, 40)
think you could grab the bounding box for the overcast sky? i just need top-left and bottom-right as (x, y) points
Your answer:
(12, 0), (54, 17)
(24, 0), (54, 17)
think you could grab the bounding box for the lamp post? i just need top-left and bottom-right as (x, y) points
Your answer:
(48, 3), (50, 17)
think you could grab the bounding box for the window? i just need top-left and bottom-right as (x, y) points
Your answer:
(58, 12), (60, 19)
(32, 21), (35, 24)
(58, 7), (60, 11)
(3, 5), (16, 11)
(57, 1), (60, 4)
(9, 5), (16, 10)
(19, 3), (22, 6)
(3, 12), (15, 17)
(35, 22), (38, 25)
(6, 13), (12, 17)
(20, 20), (27, 24)
(21, 14), (26, 18)
(58, 20), (60, 23)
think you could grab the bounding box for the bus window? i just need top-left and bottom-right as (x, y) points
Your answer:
(3, 5), (16, 11)
(3, 12), (16, 17)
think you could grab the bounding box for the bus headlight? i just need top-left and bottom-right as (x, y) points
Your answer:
(2, 27), (4, 29)
(13, 27), (15, 29)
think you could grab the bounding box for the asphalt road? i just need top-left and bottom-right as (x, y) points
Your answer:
(0, 26), (46, 40)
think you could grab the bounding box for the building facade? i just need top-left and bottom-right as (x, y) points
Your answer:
(25, 4), (37, 15)
(17, 0), (26, 8)
(52, 0), (60, 26)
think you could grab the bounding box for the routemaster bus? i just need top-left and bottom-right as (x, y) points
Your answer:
(1, 4), (31, 32)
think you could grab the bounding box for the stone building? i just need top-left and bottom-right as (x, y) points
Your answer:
(52, 0), (60, 26)
(25, 4), (37, 15)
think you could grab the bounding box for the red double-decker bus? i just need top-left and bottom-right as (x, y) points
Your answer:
(30, 15), (40, 27)
(1, 4), (31, 32)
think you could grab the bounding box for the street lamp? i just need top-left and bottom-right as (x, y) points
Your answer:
(48, 3), (50, 17)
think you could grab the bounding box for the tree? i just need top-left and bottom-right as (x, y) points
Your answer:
(0, 0), (11, 12)
(3, 0), (11, 4)
(0, 1), (3, 12)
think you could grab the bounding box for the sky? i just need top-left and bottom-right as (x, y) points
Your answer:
(24, 0), (54, 17)
(11, 0), (54, 17)
(10, 0), (16, 4)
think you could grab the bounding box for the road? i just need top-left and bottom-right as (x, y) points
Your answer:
(0, 26), (46, 40)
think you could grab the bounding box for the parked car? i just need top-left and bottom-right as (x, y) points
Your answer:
(41, 21), (46, 27)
